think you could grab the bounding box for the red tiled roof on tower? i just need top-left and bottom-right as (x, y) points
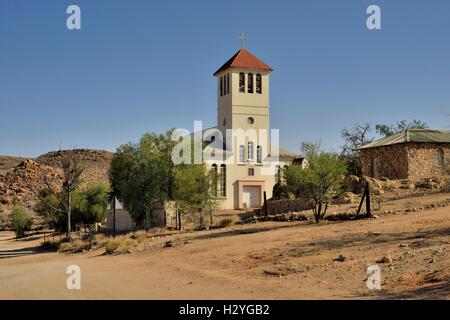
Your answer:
(213, 48), (273, 76)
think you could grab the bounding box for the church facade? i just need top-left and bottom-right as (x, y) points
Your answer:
(201, 47), (304, 210)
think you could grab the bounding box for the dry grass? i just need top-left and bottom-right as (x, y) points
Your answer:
(58, 239), (90, 253)
(105, 236), (139, 255)
(92, 233), (108, 247)
(131, 230), (148, 243)
(217, 218), (234, 228)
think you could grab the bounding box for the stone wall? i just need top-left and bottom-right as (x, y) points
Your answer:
(260, 199), (313, 216)
(360, 143), (450, 181)
(360, 144), (409, 180)
(406, 143), (450, 181)
(107, 204), (169, 232)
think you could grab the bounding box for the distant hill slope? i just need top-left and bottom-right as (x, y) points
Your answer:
(0, 149), (113, 206)
(0, 156), (28, 176)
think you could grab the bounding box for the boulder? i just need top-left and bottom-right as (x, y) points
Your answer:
(0, 196), (11, 205)
(383, 179), (402, 191)
(343, 175), (365, 194)
(334, 192), (356, 205)
(399, 180), (415, 190)
(376, 254), (393, 264)
(415, 179), (437, 189)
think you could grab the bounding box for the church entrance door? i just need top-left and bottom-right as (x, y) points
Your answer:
(243, 186), (261, 209)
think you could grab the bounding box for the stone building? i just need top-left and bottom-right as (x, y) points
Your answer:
(358, 129), (450, 181)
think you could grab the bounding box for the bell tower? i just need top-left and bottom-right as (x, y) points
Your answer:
(213, 39), (273, 158)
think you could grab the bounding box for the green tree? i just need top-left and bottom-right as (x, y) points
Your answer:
(30, 154), (83, 238)
(375, 120), (428, 137)
(11, 206), (33, 238)
(285, 143), (347, 222)
(72, 184), (110, 229)
(34, 189), (63, 230)
(109, 130), (176, 227)
(173, 164), (218, 230)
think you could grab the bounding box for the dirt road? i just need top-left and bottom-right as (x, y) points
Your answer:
(0, 207), (449, 299)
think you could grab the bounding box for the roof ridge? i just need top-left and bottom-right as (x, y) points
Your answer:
(358, 128), (450, 149)
(213, 48), (273, 76)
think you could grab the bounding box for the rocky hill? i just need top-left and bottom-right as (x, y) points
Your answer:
(0, 149), (113, 206)
(0, 156), (28, 176)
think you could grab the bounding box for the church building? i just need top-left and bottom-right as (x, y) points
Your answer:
(201, 42), (304, 210)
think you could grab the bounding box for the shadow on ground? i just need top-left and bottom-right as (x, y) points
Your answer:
(287, 227), (450, 257)
(377, 282), (450, 300)
(188, 223), (306, 241)
(0, 245), (44, 259)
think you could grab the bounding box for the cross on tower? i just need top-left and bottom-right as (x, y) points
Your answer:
(239, 32), (248, 49)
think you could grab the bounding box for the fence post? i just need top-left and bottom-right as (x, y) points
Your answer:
(356, 183), (367, 216)
(366, 184), (372, 217)
(263, 191), (268, 220)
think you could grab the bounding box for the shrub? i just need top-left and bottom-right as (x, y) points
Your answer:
(285, 143), (347, 223)
(92, 234), (108, 247)
(11, 206), (33, 238)
(217, 218), (233, 228)
(131, 230), (147, 243)
(0, 209), (11, 231)
(105, 238), (122, 254)
(58, 240), (90, 253)
(40, 240), (61, 251)
(105, 237), (138, 255)
(117, 238), (138, 254)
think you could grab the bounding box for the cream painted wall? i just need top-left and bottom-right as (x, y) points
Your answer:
(208, 67), (294, 209)
(204, 158), (291, 209)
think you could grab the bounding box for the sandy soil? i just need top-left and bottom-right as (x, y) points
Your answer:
(0, 195), (449, 300)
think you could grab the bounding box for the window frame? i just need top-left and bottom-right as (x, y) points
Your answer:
(219, 164), (227, 197)
(256, 74), (262, 94)
(211, 164), (218, 197)
(256, 145), (262, 163)
(247, 142), (254, 161)
(247, 73), (254, 93)
(275, 165), (281, 182)
(239, 73), (245, 93)
(239, 145), (245, 163)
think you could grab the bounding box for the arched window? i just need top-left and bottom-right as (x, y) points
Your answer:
(247, 73), (254, 93)
(239, 73), (245, 92)
(223, 75), (227, 95)
(437, 148), (445, 167)
(211, 164), (218, 196)
(256, 74), (262, 94)
(220, 77), (223, 96)
(226, 74), (230, 94)
(239, 145), (245, 163)
(257, 145), (262, 163)
(220, 164), (226, 197)
(247, 142), (254, 161)
(275, 165), (281, 182)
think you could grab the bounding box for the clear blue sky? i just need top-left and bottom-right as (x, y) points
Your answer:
(1, 0), (449, 157)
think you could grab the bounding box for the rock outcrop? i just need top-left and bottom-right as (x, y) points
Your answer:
(0, 149), (113, 205)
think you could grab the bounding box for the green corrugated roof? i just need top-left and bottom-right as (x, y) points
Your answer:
(358, 129), (450, 150)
